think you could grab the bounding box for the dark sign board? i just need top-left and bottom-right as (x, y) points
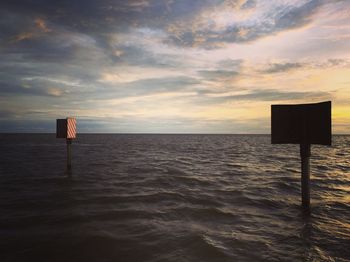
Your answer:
(56, 119), (67, 138)
(56, 118), (77, 139)
(271, 101), (331, 145)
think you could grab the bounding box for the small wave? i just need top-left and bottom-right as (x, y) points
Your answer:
(166, 166), (186, 176)
(165, 206), (241, 223)
(263, 180), (299, 192)
(2, 134), (349, 262)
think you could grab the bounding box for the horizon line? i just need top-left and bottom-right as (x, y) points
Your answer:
(1, 132), (349, 136)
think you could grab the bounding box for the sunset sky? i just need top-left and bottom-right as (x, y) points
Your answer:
(0, 0), (349, 133)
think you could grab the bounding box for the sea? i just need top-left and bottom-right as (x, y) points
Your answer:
(0, 134), (349, 262)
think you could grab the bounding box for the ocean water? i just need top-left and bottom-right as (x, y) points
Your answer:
(0, 134), (349, 262)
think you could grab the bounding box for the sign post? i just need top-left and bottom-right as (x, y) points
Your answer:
(271, 101), (331, 211)
(300, 143), (310, 209)
(56, 117), (76, 171)
(67, 138), (72, 170)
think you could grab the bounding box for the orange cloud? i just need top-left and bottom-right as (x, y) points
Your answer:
(35, 18), (51, 33)
(13, 32), (33, 42)
(10, 18), (50, 43)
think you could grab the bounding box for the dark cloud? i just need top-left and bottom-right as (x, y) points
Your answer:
(0, 58), (99, 98)
(326, 59), (350, 67)
(165, 0), (325, 48)
(198, 89), (332, 104)
(0, 1), (142, 34)
(0, 0), (216, 37)
(0, 0), (326, 50)
(197, 70), (239, 80)
(229, 89), (330, 101)
(241, 0), (257, 10)
(262, 62), (303, 73)
(261, 59), (350, 74)
(274, 0), (322, 30)
(0, 81), (64, 97)
(0, 109), (18, 119)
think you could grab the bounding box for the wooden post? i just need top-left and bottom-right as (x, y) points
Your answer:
(67, 138), (72, 170)
(300, 143), (311, 210)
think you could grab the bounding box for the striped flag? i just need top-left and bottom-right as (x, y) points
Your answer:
(67, 117), (76, 139)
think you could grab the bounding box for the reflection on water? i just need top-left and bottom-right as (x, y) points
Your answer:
(0, 134), (349, 261)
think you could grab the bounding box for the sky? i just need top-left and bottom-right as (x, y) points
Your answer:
(0, 0), (349, 133)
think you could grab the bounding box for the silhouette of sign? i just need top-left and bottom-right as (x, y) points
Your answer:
(271, 101), (331, 145)
(56, 118), (76, 139)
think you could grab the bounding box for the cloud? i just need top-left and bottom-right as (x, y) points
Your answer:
(0, 0), (326, 50)
(200, 89), (332, 104)
(34, 18), (51, 33)
(261, 59), (350, 74)
(97, 76), (201, 99)
(164, 0), (326, 48)
(262, 62), (303, 73)
(12, 32), (33, 42)
(216, 59), (243, 69)
(0, 0), (348, 133)
(197, 70), (239, 80)
(0, 80), (66, 97)
(0, 109), (18, 119)
(274, 0), (322, 30)
(232, 89), (331, 101)
(241, 0), (257, 10)
(324, 58), (350, 68)
(109, 44), (182, 68)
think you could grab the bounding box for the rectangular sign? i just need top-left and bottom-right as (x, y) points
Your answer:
(56, 118), (76, 139)
(67, 117), (76, 139)
(56, 119), (67, 138)
(271, 101), (331, 145)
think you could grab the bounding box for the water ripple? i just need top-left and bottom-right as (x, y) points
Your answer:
(0, 134), (349, 261)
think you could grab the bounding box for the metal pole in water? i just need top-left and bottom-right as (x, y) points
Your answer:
(67, 138), (72, 170)
(300, 143), (311, 210)
(271, 101), (331, 213)
(57, 117), (76, 173)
